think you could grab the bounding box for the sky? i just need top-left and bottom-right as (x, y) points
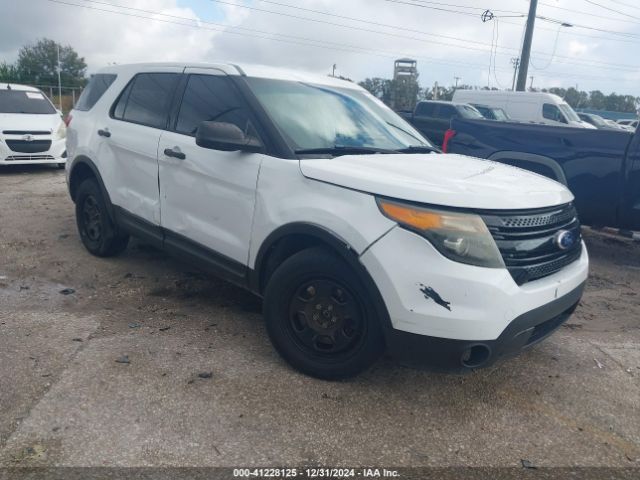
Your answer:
(1, 0), (639, 96)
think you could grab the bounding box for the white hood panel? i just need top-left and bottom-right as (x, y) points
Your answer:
(300, 153), (573, 210)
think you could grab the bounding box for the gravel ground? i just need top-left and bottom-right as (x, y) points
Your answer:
(0, 165), (639, 469)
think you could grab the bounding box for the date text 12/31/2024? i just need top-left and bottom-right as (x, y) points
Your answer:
(233, 468), (400, 478)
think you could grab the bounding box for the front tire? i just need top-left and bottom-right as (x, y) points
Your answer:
(75, 178), (129, 257)
(264, 247), (384, 380)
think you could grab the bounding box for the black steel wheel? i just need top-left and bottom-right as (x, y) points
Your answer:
(264, 247), (384, 379)
(75, 178), (129, 257)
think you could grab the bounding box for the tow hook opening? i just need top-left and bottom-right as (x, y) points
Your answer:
(461, 344), (491, 368)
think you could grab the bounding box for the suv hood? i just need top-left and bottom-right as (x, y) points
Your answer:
(299, 153), (573, 210)
(0, 113), (60, 133)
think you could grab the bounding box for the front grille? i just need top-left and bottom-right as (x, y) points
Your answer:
(481, 203), (582, 285)
(5, 155), (55, 162)
(4, 139), (52, 153)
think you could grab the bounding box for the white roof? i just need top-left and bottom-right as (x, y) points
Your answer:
(0, 83), (41, 92)
(97, 62), (362, 90)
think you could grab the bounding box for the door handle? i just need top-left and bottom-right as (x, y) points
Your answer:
(97, 129), (111, 138)
(164, 148), (186, 160)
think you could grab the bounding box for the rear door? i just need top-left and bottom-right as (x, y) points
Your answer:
(412, 102), (438, 143)
(431, 104), (457, 146)
(157, 68), (263, 271)
(622, 131), (640, 229)
(100, 68), (181, 226)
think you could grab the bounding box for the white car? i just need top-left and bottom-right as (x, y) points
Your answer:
(66, 63), (589, 379)
(0, 83), (67, 167)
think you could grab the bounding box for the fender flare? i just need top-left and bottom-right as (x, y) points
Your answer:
(487, 151), (568, 186)
(68, 155), (116, 220)
(251, 222), (393, 331)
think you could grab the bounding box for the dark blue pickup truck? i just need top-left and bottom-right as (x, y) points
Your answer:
(443, 119), (640, 231)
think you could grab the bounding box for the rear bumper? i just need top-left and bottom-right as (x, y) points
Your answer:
(385, 281), (585, 371)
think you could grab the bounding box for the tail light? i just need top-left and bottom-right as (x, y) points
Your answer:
(64, 114), (73, 127)
(442, 129), (456, 153)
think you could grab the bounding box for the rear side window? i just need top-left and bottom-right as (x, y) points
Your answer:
(0, 90), (56, 114)
(435, 105), (457, 119)
(460, 105), (484, 119)
(175, 74), (255, 137)
(415, 102), (435, 116)
(74, 74), (116, 111)
(112, 73), (179, 129)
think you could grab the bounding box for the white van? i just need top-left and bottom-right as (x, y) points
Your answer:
(452, 90), (594, 129)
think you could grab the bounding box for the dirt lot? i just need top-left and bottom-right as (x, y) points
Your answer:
(0, 165), (639, 469)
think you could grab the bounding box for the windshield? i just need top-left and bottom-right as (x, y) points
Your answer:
(558, 103), (580, 122)
(492, 108), (510, 121)
(245, 77), (433, 153)
(0, 89), (56, 114)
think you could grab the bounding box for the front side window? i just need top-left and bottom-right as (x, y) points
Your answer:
(245, 77), (431, 152)
(175, 74), (254, 137)
(75, 74), (116, 111)
(113, 73), (179, 129)
(0, 89), (56, 114)
(543, 103), (567, 123)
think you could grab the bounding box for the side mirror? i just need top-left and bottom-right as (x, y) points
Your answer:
(195, 121), (263, 153)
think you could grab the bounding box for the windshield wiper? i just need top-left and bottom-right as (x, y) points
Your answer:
(395, 145), (441, 154)
(385, 121), (428, 144)
(294, 145), (397, 156)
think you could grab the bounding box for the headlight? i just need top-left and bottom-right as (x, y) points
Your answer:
(377, 198), (505, 268)
(56, 121), (66, 139)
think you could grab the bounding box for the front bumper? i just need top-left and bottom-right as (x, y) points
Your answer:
(0, 136), (66, 165)
(360, 226), (589, 369)
(385, 281), (584, 370)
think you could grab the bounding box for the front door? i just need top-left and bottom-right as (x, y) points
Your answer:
(158, 68), (264, 271)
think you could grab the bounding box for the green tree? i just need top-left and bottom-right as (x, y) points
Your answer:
(15, 38), (86, 87)
(0, 62), (20, 83)
(359, 77), (393, 104)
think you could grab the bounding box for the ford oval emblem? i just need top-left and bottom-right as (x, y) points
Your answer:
(22, 134), (34, 142)
(555, 230), (576, 250)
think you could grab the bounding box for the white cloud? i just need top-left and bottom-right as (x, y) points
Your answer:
(1, 0), (638, 95)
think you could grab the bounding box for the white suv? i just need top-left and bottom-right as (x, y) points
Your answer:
(66, 63), (589, 379)
(0, 83), (67, 168)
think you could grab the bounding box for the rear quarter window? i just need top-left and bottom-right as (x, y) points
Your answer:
(74, 74), (117, 111)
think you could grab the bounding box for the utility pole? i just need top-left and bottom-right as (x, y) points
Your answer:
(454, 76), (460, 90)
(516, 0), (538, 91)
(529, 76), (534, 91)
(332, 64), (337, 77)
(511, 58), (520, 91)
(56, 44), (62, 111)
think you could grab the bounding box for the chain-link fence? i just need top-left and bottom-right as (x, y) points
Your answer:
(29, 84), (84, 114)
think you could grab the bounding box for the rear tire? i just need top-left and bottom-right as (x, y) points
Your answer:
(264, 247), (384, 380)
(75, 178), (129, 257)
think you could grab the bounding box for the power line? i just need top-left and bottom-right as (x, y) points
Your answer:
(608, 0), (640, 12)
(42, 0), (639, 85)
(212, 0), (640, 72)
(534, 0), (640, 25)
(582, 0), (640, 21)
